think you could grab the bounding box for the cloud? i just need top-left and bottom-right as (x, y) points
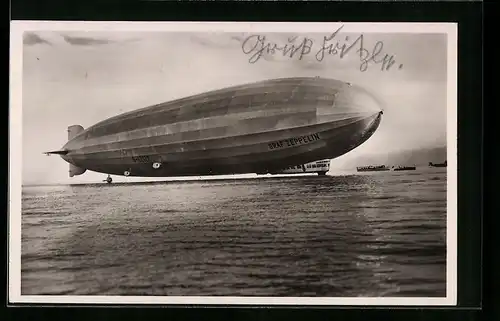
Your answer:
(61, 34), (114, 46)
(23, 32), (52, 46)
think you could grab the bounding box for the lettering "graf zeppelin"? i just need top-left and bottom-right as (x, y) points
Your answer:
(268, 133), (321, 150)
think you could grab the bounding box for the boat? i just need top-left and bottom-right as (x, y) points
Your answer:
(44, 77), (384, 181)
(429, 161), (447, 168)
(393, 166), (416, 171)
(259, 159), (331, 176)
(356, 165), (390, 172)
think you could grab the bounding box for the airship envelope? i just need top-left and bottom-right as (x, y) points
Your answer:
(46, 77), (384, 178)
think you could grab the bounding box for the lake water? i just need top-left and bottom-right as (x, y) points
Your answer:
(21, 168), (447, 297)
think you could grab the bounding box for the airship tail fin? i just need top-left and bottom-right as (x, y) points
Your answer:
(44, 150), (69, 156)
(67, 125), (86, 177)
(68, 125), (85, 140)
(69, 164), (86, 177)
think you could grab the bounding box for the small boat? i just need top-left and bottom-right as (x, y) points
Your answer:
(356, 165), (390, 172)
(393, 166), (416, 171)
(429, 161), (447, 168)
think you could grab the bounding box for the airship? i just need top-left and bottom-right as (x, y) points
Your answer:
(45, 77), (383, 183)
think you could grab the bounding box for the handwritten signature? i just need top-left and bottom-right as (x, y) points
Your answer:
(241, 25), (403, 72)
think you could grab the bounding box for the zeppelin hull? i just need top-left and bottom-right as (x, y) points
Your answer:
(58, 77), (383, 177)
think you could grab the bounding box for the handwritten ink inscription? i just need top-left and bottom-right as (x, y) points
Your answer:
(241, 25), (403, 72)
(268, 133), (321, 150)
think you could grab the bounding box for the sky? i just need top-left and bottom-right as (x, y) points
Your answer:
(19, 28), (449, 185)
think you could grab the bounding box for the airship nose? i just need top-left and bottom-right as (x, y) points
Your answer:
(342, 83), (383, 116)
(318, 82), (383, 122)
(333, 83), (384, 143)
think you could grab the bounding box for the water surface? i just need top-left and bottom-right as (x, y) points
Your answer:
(21, 168), (447, 297)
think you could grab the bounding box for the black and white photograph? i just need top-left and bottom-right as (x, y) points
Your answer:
(9, 21), (457, 305)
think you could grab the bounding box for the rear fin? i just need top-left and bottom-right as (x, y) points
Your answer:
(68, 125), (87, 177)
(68, 125), (85, 140)
(69, 164), (86, 177)
(44, 150), (69, 156)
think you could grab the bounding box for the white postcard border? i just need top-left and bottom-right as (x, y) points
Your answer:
(9, 21), (458, 306)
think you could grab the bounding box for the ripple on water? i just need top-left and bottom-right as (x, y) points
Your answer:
(21, 171), (447, 297)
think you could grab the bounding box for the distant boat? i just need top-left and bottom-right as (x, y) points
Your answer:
(393, 166), (416, 171)
(356, 165), (390, 172)
(429, 160), (447, 168)
(259, 159), (331, 176)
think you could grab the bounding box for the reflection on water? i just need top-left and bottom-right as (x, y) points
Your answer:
(21, 169), (447, 297)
